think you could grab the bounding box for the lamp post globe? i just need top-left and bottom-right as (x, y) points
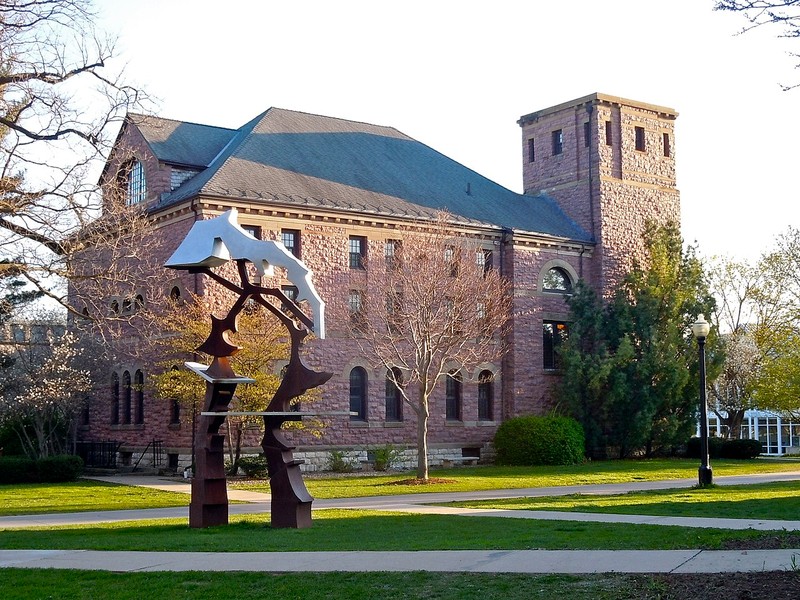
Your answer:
(692, 314), (713, 486)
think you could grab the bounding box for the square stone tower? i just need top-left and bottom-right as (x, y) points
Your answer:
(519, 93), (681, 296)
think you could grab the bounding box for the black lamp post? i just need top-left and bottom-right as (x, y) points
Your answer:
(692, 314), (713, 486)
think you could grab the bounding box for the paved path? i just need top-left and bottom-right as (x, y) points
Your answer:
(2, 470), (800, 574)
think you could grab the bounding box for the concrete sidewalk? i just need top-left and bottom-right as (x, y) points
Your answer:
(2, 548), (799, 574)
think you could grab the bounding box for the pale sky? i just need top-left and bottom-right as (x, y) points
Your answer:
(97, 0), (799, 264)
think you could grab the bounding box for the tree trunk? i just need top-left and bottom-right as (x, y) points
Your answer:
(416, 391), (430, 480)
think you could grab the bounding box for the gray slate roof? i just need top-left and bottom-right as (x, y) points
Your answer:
(135, 108), (590, 241)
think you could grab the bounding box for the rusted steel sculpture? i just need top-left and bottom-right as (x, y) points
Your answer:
(166, 209), (332, 528)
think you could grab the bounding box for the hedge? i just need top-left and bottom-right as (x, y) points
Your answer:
(686, 437), (761, 460)
(494, 415), (585, 466)
(0, 455), (84, 484)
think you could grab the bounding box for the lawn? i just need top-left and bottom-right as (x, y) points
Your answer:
(0, 570), (663, 600)
(0, 509), (788, 552)
(0, 479), (189, 516)
(1, 458), (798, 517)
(263, 458), (800, 499)
(447, 480), (800, 521)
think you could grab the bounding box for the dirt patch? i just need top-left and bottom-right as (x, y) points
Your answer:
(384, 477), (457, 486)
(643, 572), (800, 600)
(718, 534), (800, 550)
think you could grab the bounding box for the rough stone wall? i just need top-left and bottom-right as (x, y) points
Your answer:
(502, 243), (584, 417)
(520, 95), (680, 298)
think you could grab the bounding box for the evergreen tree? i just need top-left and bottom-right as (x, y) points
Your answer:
(559, 224), (719, 458)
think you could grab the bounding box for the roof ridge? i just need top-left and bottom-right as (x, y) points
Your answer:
(127, 112), (237, 133)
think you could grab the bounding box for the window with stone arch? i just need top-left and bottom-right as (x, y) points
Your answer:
(111, 372), (120, 425)
(349, 366), (368, 422)
(122, 370), (132, 424)
(478, 370), (494, 421)
(120, 158), (146, 206)
(134, 369), (145, 425)
(541, 264), (574, 294)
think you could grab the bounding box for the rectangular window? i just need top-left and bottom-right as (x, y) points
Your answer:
(349, 236), (367, 269)
(663, 132), (671, 157)
(446, 372), (462, 421)
(528, 138), (535, 162)
(605, 120), (613, 146)
(445, 246), (458, 277)
(349, 290), (365, 324)
(281, 229), (301, 258)
(385, 372), (403, 422)
(583, 122), (590, 148)
(385, 239), (400, 270)
(635, 126), (646, 152)
(543, 320), (569, 370)
(552, 129), (563, 155)
(242, 225), (261, 239)
(281, 285), (299, 313)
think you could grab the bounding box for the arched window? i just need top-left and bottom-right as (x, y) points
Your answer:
(446, 370), (462, 421)
(111, 373), (120, 425)
(349, 367), (367, 421)
(478, 370), (494, 421)
(543, 267), (573, 293)
(385, 368), (403, 422)
(122, 370), (132, 424)
(121, 159), (146, 205)
(81, 396), (91, 426)
(169, 366), (181, 425)
(134, 370), (145, 425)
(169, 286), (182, 302)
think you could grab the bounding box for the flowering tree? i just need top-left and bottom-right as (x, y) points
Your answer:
(0, 327), (91, 458)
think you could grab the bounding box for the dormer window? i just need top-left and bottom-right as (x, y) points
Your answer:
(121, 159), (146, 205)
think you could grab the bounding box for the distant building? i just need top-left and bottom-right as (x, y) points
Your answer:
(72, 93), (681, 470)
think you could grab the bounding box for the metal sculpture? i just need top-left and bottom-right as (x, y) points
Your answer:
(165, 209), (332, 528)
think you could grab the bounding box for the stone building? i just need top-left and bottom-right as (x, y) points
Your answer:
(73, 93), (680, 470)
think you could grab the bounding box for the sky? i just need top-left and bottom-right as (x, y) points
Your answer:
(97, 0), (800, 263)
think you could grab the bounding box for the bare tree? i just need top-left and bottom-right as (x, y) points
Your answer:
(0, 0), (157, 322)
(710, 330), (761, 437)
(355, 214), (511, 480)
(714, 1), (800, 89)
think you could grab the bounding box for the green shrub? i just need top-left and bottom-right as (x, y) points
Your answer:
(327, 450), (356, 473)
(372, 444), (401, 471)
(36, 455), (84, 482)
(686, 437), (760, 459)
(494, 415), (585, 466)
(0, 456), (37, 484)
(237, 455), (268, 478)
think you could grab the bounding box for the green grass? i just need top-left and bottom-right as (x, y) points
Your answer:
(0, 509), (789, 552)
(448, 480), (800, 521)
(245, 458), (800, 499)
(0, 570), (657, 600)
(0, 480), (189, 516)
(2, 458), (797, 517)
